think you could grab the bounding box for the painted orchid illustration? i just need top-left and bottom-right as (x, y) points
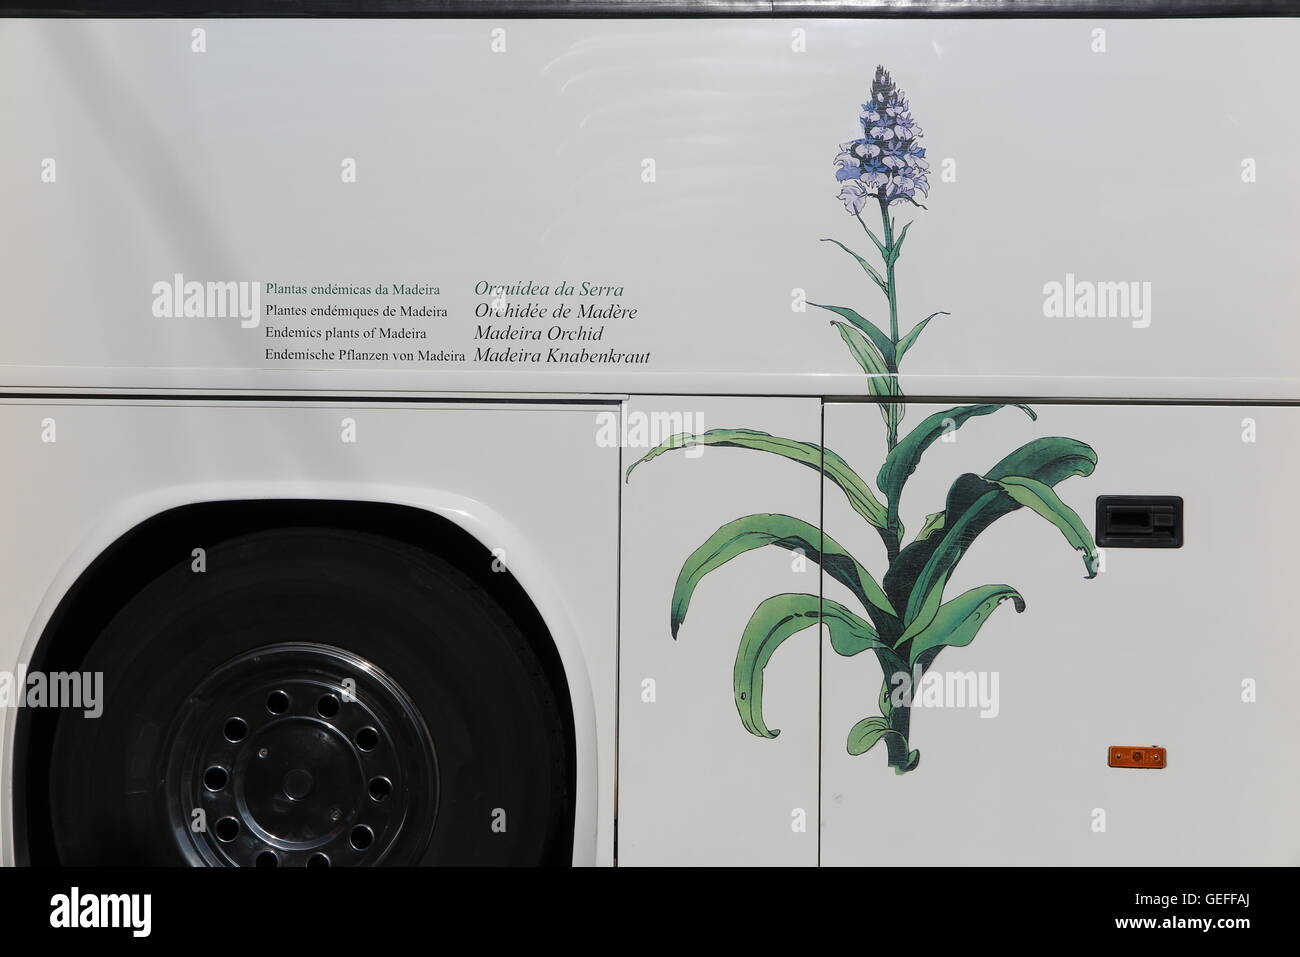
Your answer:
(627, 67), (1100, 774)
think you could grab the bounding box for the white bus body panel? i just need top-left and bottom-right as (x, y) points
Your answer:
(820, 402), (1300, 865)
(0, 400), (620, 866)
(618, 397), (822, 865)
(2, 18), (1298, 399)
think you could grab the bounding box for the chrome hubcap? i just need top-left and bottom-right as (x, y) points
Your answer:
(166, 643), (437, 867)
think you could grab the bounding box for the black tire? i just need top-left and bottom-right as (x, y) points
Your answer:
(48, 528), (572, 866)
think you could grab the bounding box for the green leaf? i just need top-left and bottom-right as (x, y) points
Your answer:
(887, 220), (913, 264)
(818, 239), (889, 297)
(625, 428), (888, 529)
(994, 476), (1100, 578)
(885, 436), (1098, 618)
(830, 322), (904, 442)
(823, 444), (890, 530)
(877, 404), (1036, 512)
(895, 311), (950, 362)
(816, 310), (906, 445)
(901, 584), (1026, 665)
(734, 595), (888, 737)
(823, 597), (892, 658)
(852, 214), (890, 260)
(830, 321), (889, 377)
(985, 435), (1099, 486)
(899, 563), (956, 637)
(669, 513), (896, 638)
(812, 301), (895, 366)
(846, 716), (890, 756)
(915, 510), (946, 542)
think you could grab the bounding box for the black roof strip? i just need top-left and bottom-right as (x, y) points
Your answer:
(4, 0), (1298, 19)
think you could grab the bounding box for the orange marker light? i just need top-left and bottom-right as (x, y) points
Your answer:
(1108, 746), (1167, 768)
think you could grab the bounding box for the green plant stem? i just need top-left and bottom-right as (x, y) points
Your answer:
(873, 659), (912, 772)
(885, 706), (912, 769)
(879, 194), (900, 376)
(878, 194), (903, 563)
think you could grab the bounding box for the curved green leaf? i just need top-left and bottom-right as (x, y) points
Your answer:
(853, 213), (889, 259)
(830, 322), (904, 438)
(830, 321), (889, 377)
(846, 716), (890, 756)
(813, 301), (895, 366)
(819, 238), (889, 298)
(625, 428), (888, 530)
(902, 584), (1026, 665)
(994, 476), (1099, 578)
(877, 403), (1036, 510)
(669, 513), (896, 638)
(900, 563), (959, 638)
(895, 311), (950, 362)
(885, 436), (1097, 617)
(820, 445), (890, 529)
(985, 435), (1099, 486)
(735, 595), (887, 737)
(823, 598), (891, 659)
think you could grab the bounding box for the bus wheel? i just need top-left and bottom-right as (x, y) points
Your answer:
(48, 528), (571, 866)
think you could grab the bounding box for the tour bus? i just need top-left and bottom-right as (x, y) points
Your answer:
(1, 3), (1297, 869)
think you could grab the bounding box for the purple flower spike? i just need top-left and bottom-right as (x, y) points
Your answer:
(832, 66), (929, 210)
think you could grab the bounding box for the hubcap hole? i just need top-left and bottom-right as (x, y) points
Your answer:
(355, 727), (379, 752)
(223, 717), (248, 743)
(255, 851), (278, 868)
(368, 776), (392, 802)
(316, 694), (340, 718)
(266, 690), (290, 715)
(350, 825), (374, 851)
(215, 817), (241, 843)
(307, 853), (331, 868)
(203, 766), (229, 791)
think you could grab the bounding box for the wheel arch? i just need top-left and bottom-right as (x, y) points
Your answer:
(10, 487), (597, 866)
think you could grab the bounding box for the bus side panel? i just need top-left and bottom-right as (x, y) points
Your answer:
(618, 397), (821, 865)
(820, 401), (1300, 865)
(0, 401), (619, 865)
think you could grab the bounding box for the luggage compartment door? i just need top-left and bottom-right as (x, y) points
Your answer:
(619, 397), (822, 866)
(820, 401), (1300, 866)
